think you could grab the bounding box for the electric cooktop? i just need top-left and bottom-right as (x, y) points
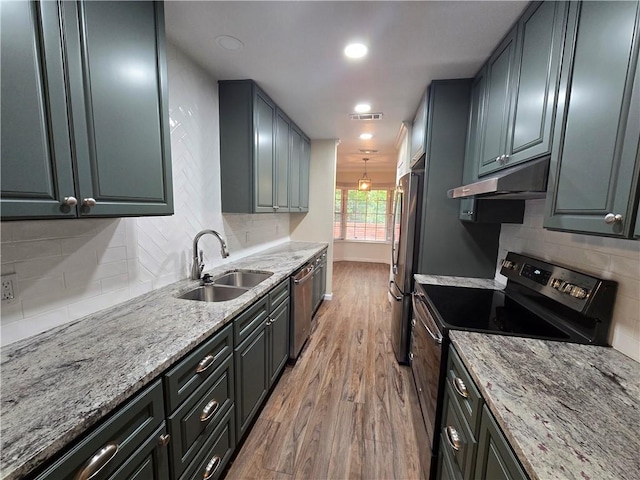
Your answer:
(418, 252), (618, 345)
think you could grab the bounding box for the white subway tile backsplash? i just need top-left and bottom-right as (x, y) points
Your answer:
(98, 246), (127, 264)
(499, 199), (640, 361)
(0, 43), (289, 347)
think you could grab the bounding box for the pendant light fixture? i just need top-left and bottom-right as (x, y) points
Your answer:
(358, 158), (372, 191)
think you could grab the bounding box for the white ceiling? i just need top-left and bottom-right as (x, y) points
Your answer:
(165, 1), (527, 173)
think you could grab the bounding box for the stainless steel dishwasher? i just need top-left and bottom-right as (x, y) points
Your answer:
(290, 262), (314, 359)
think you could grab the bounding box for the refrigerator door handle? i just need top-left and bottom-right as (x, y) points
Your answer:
(388, 280), (403, 301)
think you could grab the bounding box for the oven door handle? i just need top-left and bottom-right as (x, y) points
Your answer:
(412, 292), (443, 345)
(388, 280), (402, 301)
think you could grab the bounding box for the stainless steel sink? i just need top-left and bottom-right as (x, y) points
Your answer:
(177, 269), (273, 303)
(178, 285), (248, 302)
(213, 270), (273, 288)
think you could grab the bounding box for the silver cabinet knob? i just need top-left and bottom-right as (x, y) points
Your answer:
(62, 196), (78, 206)
(495, 156), (501, 162)
(157, 434), (171, 446)
(462, 210), (474, 216)
(83, 198), (97, 207)
(604, 213), (623, 224)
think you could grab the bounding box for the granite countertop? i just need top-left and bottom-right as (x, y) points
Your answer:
(450, 331), (640, 480)
(0, 241), (327, 480)
(414, 274), (505, 290)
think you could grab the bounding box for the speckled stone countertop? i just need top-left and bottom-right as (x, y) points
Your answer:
(0, 241), (326, 480)
(414, 274), (505, 290)
(450, 331), (640, 480)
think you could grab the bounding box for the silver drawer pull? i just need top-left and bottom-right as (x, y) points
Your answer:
(196, 354), (215, 373)
(158, 433), (171, 446)
(200, 399), (220, 422)
(452, 377), (469, 399)
(203, 456), (221, 479)
(445, 426), (461, 452)
(74, 443), (119, 480)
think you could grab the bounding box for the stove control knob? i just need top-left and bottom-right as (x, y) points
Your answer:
(561, 282), (574, 293)
(501, 260), (516, 270)
(550, 278), (562, 289)
(570, 286), (589, 299)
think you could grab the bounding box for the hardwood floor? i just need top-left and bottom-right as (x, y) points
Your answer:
(224, 261), (430, 480)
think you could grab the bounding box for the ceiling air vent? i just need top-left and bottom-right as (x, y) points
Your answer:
(359, 149), (379, 154)
(349, 112), (383, 121)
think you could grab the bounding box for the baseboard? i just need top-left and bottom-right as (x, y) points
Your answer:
(334, 257), (391, 264)
(323, 293), (333, 301)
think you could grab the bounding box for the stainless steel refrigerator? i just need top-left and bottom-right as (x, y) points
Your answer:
(390, 80), (506, 366)
(389, 170), (423, 364)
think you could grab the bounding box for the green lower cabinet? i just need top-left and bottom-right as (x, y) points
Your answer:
(111, 424), (170, 480)
(35, 380), (166, 480)
(167, 355), (235, 479)
(178, 406), (236, 480)
(475, 406), (528, 480)
(544, 1), (640, 237)
(268, 300), (290, 387)
(234, 319), (269, 440)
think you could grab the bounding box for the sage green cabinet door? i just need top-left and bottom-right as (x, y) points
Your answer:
(299, 135), (311, 212)
(479, 26), (517, 175)
(275, 110), (290, 212)
(289, 126), (302, 211)
(506, 1), (566, 166)
(460, 69), (486, 221)
(234, 323), (268, 440)
(475, 406), (527, 480)
(410, 89), (428, 165)
(268, 300), (290, 387)
(0, 1), (76, 219)
(544, 1), (640, 237)
(255, 91), (276, 212)
(63, 1), (173, 217)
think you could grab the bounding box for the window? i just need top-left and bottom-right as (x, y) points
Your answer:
(334, 188), (394, 242)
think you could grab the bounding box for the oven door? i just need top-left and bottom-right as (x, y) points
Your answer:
(411, 291), (443, 453)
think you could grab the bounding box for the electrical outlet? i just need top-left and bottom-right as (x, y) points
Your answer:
(1, 274), (17, 304)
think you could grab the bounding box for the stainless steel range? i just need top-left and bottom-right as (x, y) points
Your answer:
(410, 251), (617, 479)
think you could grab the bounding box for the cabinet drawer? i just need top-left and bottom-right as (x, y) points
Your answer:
(35, 380), (165, 480)
(180, 406), (236, 480)
(234, 296), (268, 345)
(269, 279), (290, 311)
(110, 423), (170, 480)
(164, 324), (233, 413)
(440, 384), (477, 480)
(168, 355), (234, 479)
(437, 442), (463, 480)
(447, 347), (483, 432)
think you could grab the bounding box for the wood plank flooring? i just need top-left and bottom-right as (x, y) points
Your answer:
(224, 261), (430, 480)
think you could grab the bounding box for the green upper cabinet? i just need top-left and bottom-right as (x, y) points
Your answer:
(1, 1), (78, 219)
(1, 1), (173, 220)
(299, 135), (311, 212)
(410, 88), (429, 166)
(460, 69), (487, 221)
(478, 26), (517, 175)
(275, 110), (291, 212)
(544, 1), (640, 237)
(254, 91), (277, 212)
(479, 1), (566, 176)
(219, 80), (309, 214)
(289, 125), (302, 211)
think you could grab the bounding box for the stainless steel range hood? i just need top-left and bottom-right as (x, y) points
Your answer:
(448, 157), (549, 200)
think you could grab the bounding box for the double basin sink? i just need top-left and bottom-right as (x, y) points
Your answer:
(178, 270), (273, 302)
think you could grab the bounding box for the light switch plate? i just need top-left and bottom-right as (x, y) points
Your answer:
(1, 273), (17, 304)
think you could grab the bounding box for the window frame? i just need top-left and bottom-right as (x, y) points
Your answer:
(333, 185), (395, 244)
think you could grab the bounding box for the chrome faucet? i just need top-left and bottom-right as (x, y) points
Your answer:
(191, 229), (230, 280)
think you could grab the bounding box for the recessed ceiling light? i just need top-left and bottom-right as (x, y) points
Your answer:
(360, 133), (373, 140)
(216, 35), (244, 51)
(344, 43), (368, 59)
(354, 103), (371, 113)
